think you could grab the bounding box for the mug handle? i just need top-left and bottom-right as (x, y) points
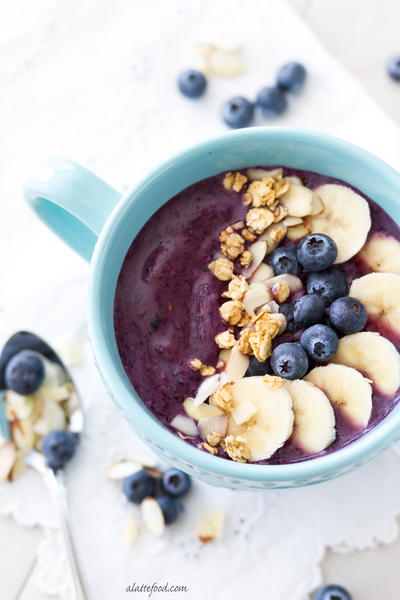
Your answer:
(24, 157), (121, 262)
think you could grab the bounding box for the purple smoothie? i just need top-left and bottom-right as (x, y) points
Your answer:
(114, 167), (400, 465)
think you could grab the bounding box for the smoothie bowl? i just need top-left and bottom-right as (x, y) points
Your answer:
(24, 128), (400, 489)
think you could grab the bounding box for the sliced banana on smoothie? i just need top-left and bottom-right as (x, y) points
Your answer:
(358, 233), (400, 275)
(331, 332), (400, 396)
(305, 364), (372, 430)
(226, 376), (294, 461)
(288, 379), (336, 454)
(305, 184), (371, 263)
(280, 184), (322, 217)
(349, 272), (400, 335)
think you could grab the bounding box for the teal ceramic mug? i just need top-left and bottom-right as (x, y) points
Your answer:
(24, 127), (400, 489)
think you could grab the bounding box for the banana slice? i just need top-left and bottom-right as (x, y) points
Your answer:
(289, 379), (336, 454)
(349, 272), (400, 335)
(331, 332), (400, 396)
(305, 364), (372, 429)
(280, 184), (319, 217)
(227, 377), (294, 461)
(358, 233), (400, 275)
(305, 184), (371, 263)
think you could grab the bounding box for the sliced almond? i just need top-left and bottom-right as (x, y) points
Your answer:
(285, 175), (303, 185)
(106, 460), (143, 480)
(199, 415), (228, 440)
(250, 262), (274, 282)
(33, 398), (66, 436)
(9, 452), (27, 481)
(4, 391), (34, 421)
(170, 414), (198, 437)
(218, 348), (232, 366)
(141, 498), (165, 536)
(11, 419), (35, 454)
(193, 373), (222, 407)
(264, 274), (303, 293)
(271, 312), (287, 335)
(242, 240), (267, 278)
(286, 223), (311, 241)
(124, 515), (140, 546)
(243, 284), (272, 317)
(282, 216), (303, 227)
(183, 397), (223, 420)
(196, 511), (225, 543)
(246, 167), (283, 181)
(280, 184), (316, 217)
(0, 442), (17, 481)
(225, 345), (250, 382)
(39, 385), (70, 402)
(258, 222), (288, 254)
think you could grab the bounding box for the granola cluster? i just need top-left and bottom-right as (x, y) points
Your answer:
(189, 359), (216, 376)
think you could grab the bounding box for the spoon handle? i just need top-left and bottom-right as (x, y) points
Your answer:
(44, 468), (89, 600)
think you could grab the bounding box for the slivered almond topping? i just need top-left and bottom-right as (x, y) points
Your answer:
(222, 275), (249, 301)
(241, 227), (257, 242)
(213, 383), (233, 412)
(223, 171), (248, 192)
(246, 207), (274, 234)
(223, 434), (250, 462)
(215, 330), (236, 349)
(263, 374), (284, 388)
(239, 250), (253, 267)
(206, 431), (222, 447)
(219, 300), (245, 325)
(199, 442), (218, 455)
(208, 257), (234, 281)
(196, 511), (225, 543)
(271, 281), (290, 303)
(273, 204), (289, 223)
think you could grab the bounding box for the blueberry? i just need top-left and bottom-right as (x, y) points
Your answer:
(42, 430), (77, 471)
(222, 96), (255, 129)
(329, 296), (368, 334)
(276, 62), (307, 93)
(269, 246), (301, 276)
(279, 302), (296, 333)
(122, 470), (157, 504)
(5, 350), (45, 395)
(300, 324), (339, 362)
(256, 86), (288, 117)
(162, 468), (191, 497)
(297, 233), (338, 272)
(313, 584), (352, 600)
(387, 55), (400, 81)
(306, 268), (348, 306)
(270, 342), (309, 380)
(293, 294), (325, 329)
(156, 495), (183, 525)
(177, 69), (207, 98)
(246, 357), (273, 377)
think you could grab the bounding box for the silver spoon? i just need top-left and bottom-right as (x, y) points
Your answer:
(0, 331), (88, 600)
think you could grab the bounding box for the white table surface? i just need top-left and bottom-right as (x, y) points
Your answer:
(1, 0), (400, 598)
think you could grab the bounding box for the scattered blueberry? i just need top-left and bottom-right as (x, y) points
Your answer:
(313, 584), (352, 600)
(293, 294), (326, 329)
(5, 350), (45, 395)
(256, 86), (288, 117)
(162, 468), (191, 497)
(269, 246), (301, 276)
(387, 55), (400, 81)
(156, 495), (183, 525)
(122, 470), (157, 504)
(277, 62), (307, 93)
(329, 296), (368, 334)
(42, 430), (78, 471)
(222, 96), (255, 128)
(246, 356), (273, 377)
(279, 302), (296, 333)
(270, 342), (309, 380)
(300, 324), (339, 362)
(297, 233), (338, 272)
(177, 69), (207, 98)
(306, 268), (348, 306)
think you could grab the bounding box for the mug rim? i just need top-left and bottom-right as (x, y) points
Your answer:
(88, 126), (400, 483)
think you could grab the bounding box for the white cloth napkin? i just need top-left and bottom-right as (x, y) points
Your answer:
(2, 1), (400, 599)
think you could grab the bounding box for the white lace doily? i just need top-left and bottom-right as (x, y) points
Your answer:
(2, 1), (400, 598)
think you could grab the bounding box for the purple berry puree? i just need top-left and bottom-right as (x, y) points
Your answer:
(114, 167), (400, 465)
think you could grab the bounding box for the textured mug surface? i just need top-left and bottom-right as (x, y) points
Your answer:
(24, 127), (400, 489)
